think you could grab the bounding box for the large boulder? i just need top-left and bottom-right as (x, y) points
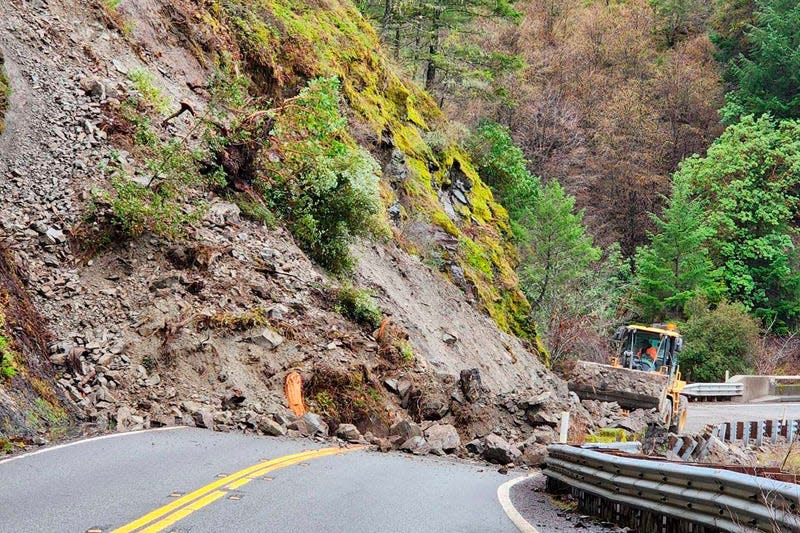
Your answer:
(482, 434), (521, 464)
(390, 419), (423, 441)
(335, 423), (362, 442)
(257, 416), (286, 437)
(400, 436), (431, 455)
(424, 423), (461, 454)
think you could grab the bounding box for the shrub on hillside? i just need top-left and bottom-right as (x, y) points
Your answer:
(679, 299), (758, 382)
(336, 285), (383, 330)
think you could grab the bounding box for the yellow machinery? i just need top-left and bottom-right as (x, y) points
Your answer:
(569, 324), (688, 433)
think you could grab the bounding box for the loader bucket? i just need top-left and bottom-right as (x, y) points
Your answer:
(566, 360), (669, 411)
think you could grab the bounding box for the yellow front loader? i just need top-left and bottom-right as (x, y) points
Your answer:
(568, 324), (688, 433)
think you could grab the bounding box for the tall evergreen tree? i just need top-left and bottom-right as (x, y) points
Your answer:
(726, 0), (800, 120)
(518, 179), (601, 309)
(634, 175), (721, 320)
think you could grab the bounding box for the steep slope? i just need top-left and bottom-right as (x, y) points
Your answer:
(0, 0), (595, 458)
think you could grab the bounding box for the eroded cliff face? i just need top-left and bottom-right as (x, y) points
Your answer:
(0, 0), (593, 460)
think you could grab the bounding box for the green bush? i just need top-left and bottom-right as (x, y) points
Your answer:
(679, 299), (759, 382)
(261, 77), (384, 274)
(336, 284), (383, 330)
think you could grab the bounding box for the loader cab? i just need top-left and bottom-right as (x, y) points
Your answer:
(613, 324), (682, 375)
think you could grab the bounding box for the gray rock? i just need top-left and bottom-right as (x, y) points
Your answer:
(466, 438), (484, 455)
(483, 434), (521, 464)
(420, 396), (448, 420)
(400, 436), (431, 455)
(531, 427), (556, 446)
(335, 423), (362, 442)
(248, 328), (284, 349)
(384, 378), (399, 394)
(302, 412), (329, 437)
(521, 443), (548, 466)
(389, 419), (423, 441)
(424, 423), (460, 454)
(115, 406), (132, 431)
(258, 416), (287, 436)
(193, 409), (215, 430)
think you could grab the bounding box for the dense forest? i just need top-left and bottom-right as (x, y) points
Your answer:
(357, 0), (800, 381)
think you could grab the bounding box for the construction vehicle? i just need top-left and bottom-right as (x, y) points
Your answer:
(568, 324), (688, 433)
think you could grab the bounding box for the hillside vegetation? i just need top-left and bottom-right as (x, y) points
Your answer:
(356, 0), (800, 379)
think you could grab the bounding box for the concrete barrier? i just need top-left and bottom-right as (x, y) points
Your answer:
(727, 374), (800, 403)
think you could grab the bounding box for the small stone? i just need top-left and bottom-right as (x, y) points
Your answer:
(192, 409), (215, 430)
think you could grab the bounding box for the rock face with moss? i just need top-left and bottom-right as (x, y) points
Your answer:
(173, 0), (545, 357)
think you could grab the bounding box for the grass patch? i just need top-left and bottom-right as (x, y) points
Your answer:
(305, 365), (387, 428)
(207, 307), (269, 331)
(584, 427), (638, 443)
(336, 284), (382, 330)
(127, 68), (171, 115)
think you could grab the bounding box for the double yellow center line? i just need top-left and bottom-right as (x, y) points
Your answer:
(112, 446), (359, 533)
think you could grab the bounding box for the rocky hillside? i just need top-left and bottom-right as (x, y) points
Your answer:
(0, 0), (618, 462)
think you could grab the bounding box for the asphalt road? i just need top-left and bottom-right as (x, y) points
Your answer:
(0, 428), (528, 533)
(684, 401), (800, 433)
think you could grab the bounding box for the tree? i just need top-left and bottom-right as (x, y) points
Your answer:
(679, 300), (759, 382)
(726, 0), (800, 120)
(357, 0), (521, 98)
(517, 179), (601, 309)
(677, 115), (800, 328)
(635, 174), (722, 320)
(649, 0), (712, 48)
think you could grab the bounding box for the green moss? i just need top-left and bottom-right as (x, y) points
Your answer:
(336, 284), (383, 330)
(432, 212), (459, 237)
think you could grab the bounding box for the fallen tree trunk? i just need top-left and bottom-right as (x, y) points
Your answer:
(566, 361), (668, 411)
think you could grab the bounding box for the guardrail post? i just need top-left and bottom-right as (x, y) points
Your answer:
(756, 420), (764, 447)
(558, 411), (570, 443)
(771, 420), (781, 444)
(743, 421), (751, 446)
(790, 420), (798, 444)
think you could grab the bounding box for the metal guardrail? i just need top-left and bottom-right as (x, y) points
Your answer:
(544, 444), (800, 533)
(712, 419), (800, 447)
(682, 382), (744, 397)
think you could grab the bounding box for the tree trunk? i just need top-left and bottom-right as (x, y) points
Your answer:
(425, 12), (440, 92)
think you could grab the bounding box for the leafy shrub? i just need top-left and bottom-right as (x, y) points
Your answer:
(679, 299), (759, 382)
(336, 284), (383, 330)
(261, 77), (384, 274)
(127, 68), (171, 115)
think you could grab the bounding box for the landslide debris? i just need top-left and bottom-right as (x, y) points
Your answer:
(0, 0), (639, 463)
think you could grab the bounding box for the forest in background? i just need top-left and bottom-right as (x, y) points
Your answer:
(357, 0), (800, 381)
